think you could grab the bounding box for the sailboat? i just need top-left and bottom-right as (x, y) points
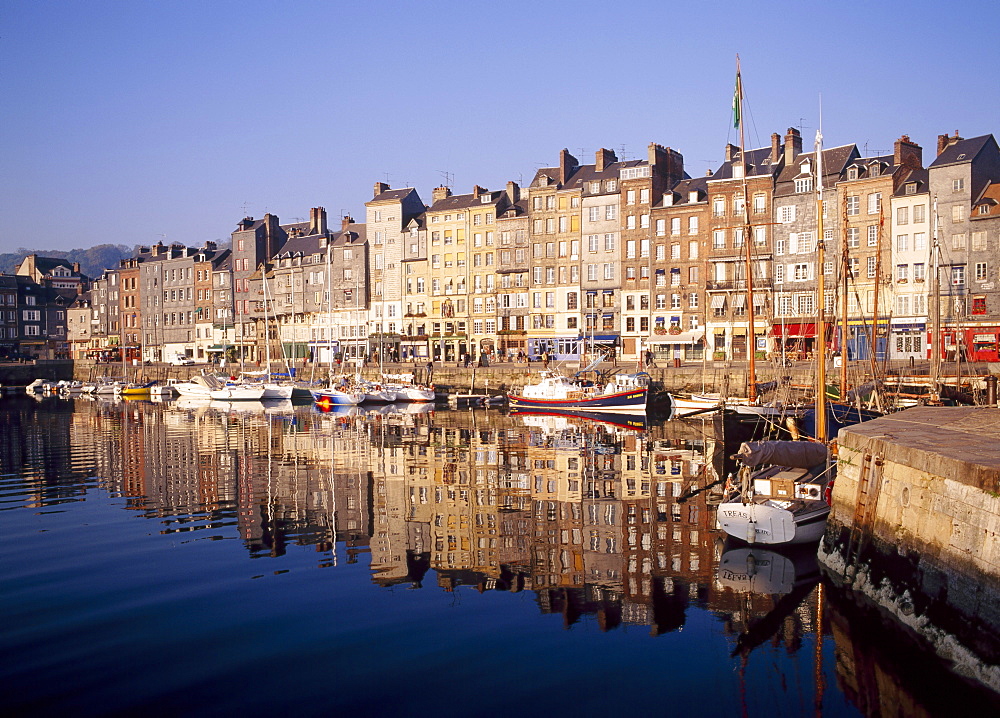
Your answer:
(716, 72), (837, 546)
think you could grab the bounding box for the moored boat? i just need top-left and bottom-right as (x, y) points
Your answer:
(717, 440), (832, 546)
(507, 371), (650, 413)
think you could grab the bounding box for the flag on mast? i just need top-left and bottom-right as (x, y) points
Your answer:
(732, 68), (743, 128)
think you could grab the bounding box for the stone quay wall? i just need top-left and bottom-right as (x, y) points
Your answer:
(819, 406), (1000, 692)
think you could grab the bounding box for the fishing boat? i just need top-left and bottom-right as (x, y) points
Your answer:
(209, 382), (266, 401)
(507, 371), (651, 413)
(118, 381), (156, 397)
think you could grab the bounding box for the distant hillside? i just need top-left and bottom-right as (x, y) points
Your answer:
(0, 245), (135, 280)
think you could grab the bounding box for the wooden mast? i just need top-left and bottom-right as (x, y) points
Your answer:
(815, 126), (828, 443)
(735, 56), (757, 403)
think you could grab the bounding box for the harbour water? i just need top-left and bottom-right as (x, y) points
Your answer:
(1, 395), (996, 716)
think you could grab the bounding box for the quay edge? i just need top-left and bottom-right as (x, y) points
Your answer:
(818, 406), (1000, 694)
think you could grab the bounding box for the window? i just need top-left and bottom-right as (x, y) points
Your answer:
(952, 266), (965, 286)
(754, 226), (767, 246)
(868, 225), (879, 246)
(913, 263), (926, 281)
(778, 205), (796, 223)
(753, 194), (766, 214)
(688, 292), (699, 309)
(688, 266), (699, 283)
(640, 188), (649, 204)
(847, 227), (859, 248)
(775, 238), (786, 255)
(713, 230), (725, 249)
(669, 218), (679, 235)
(606, 180), (617, 192)
(972, 231), (988, 251)
(626, 215), (636, 230)
(605, 205), (617, 220)
(972, 296), (987, 315)
(657, 244), (666, 261)
(688, 240), (699, 259)
(952, 205), (966, 223)
(713, 198), (725, 217)
(604, 263), (614, 280)
(953, 178), (965, 192)
(670, 293), (681, 309)
(914, 232), (927, 251)
(979, 204), (991, 216)
(897, 206), (909, 225)
(626, 190), (635, 205)
(640, 214), (650, 228)
(775, 264), (784, 283)
(868, 193), (882, 214)
(896, 234), (908, 252)
(604, 234), (615, 252)
(897, 264), (908, 282)
(688, 216), (699, 234)
(794, 178), (813, 193)
(897, 294), (910, 315)
(793, 263), (809, 281)
(590, 181), (601, 193)
(867, 256), (877, 278)
(913, 204), (926, 223)
(846, 195), (860, 216)
(976, 262), (988, 282)
(952, 233), (967, 250)
(587, 264), (597, 281)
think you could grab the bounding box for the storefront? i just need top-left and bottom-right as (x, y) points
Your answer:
(647, 331), (705, 362)
(772, 322), (818, 360)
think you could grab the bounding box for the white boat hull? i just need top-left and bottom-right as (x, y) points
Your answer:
(717, 500), (830, 545)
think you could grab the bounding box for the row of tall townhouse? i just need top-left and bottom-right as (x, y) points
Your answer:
(62, 129), (1000, 366)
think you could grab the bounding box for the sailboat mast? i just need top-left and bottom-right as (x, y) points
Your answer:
(815, 127), (828, 444)
(735, 56), (757, 403)
(931, 196), (942, 388)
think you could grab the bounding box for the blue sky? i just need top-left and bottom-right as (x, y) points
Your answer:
(2, 0), (997, 253)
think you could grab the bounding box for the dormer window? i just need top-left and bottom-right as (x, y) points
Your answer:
(733, 165), (744, 179)
(590, 181), (601, 193)
(480, 195), (491, 204)
(800, 160), (811, 175)
(689, 191), (699, 203)
(663, 193), (674, 207)
(847, 167), (859, 180)
(869, 163), (880, 178)
(905, 183), (917, 195)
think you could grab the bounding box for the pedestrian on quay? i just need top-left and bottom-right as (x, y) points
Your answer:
(425, 360), (434, 384)
(542, 351), (550, 369)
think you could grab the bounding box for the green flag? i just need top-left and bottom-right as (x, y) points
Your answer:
(732, 72), (743, 128)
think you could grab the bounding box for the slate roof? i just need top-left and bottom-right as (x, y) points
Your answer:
(893, 167), (929, 197)
(930, 135), (995, 168)
(427, 189), (504, 213)
(711, 146), (780, 181)
(775, 144), (858, 185)
(660, 176), (710, 207)
(369, 188), (417, 204)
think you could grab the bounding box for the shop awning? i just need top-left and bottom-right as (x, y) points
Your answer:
(772, 323), (817, 338)
(578, 334), (619, 342)
(710, 295), (726, 309)
(732, 294), (746, 308)
(648, 331), (705, 346)
(206, 344), (234, 352)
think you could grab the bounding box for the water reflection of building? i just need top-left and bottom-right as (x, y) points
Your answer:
(64, 400), (740, 636)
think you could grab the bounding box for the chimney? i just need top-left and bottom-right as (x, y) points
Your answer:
(725, 143), (739, 162)
(595, 148), (617, 172)
(937, 131), (963, 156)
(649, 144), (684, 191)
(771, 133), (782, 165)
(894, 136), (923, 169)
(706, 169), (713, 177)
(505, 181), (520, 204)
(558, 148), (578, 185)
(204, 241), (216, 251)
(341, 216), (353, 231)
(373, 181), (389, 198)
(784, 128), (802, 165)
(72, 262), (80, 273)
(472, 185), (488, 199)
(309, 207), (328, 235)
(432, 186), (452, 203)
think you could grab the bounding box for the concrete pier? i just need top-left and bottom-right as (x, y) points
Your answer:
(819, 407), (1000, 693)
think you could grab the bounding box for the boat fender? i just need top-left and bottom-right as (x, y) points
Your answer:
(824, 480), (835, 506)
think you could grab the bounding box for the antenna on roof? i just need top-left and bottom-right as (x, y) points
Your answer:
(437, 170), (453, 188)
(240, 201), (250, 217)
(618, 144), (629, 161)
(577, 147), (587, 158)
(382, 171), (391, 183)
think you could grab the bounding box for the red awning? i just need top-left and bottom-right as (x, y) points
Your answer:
(772, 322), (817, 338)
